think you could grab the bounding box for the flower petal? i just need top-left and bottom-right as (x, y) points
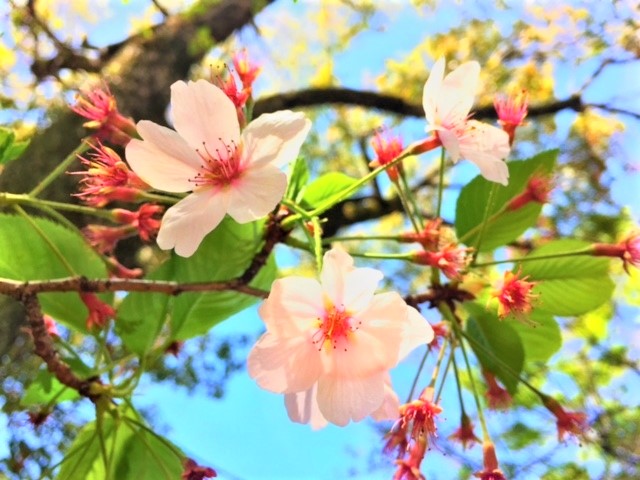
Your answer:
(320, 247), (354, 306)
(242, 110), (311, 169)
(247, 332), (322, 394)
(126, 121), (200, 192)
(284, 385), (328, 430)
(170, 79), (240, 150)
(423, 57), (445, 125)
(437, 127), (461, 163)
(397, 306), (433, 362)
(156, 189), (227, 257)
(439, 61), (480, 124)
(323, 291), (406, 377)
(459, 120), (510, 185)
(258, 276), (325, 336)
(371, 375), (400, 421)
(225, 164), (288, 223)
(316, 372), (386, 426)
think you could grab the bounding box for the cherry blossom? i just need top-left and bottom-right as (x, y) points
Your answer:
(126, 80), (310, 257)
(494, 90), (529, 145)
(493, 269), (538, 319)
(247, 248), (434, 426)
(369, 128), (404, 182)
(423, 58), (511, 185)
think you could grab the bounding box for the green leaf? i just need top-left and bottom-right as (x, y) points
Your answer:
(519, 239), (614, 316)
(0, 214), (108, 331)
(301, 172), (358, 209)
(113, 423), (183, 480)
(465, 302), (524, 394)
(117, 217), (276, 355)
(56, 406), (182, 480)
(285, 157), (310, 203)
(21, 369), (80, 407)
(503, 422), (543, 449)
(0, 127), (29, 165)
(455, 150), (557, 251)
(508, 311), (561, 363)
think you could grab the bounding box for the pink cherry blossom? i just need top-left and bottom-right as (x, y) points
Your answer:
(125, 79), (311, 257)
(423, 58), (511, 185)
(247, 248), (434, 426)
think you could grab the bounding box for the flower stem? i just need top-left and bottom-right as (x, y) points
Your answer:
(436, 147), (446, 218)
(398, 169), (424, 230)
(348, 251), (412, 261)
(322, 234), (401, 244)
(312, 216), (324, 271)
(29, 143), (89, 197)
(407, 346), (430, 402)
(1, 192), (116, 220)
(472, 247), (595, 268)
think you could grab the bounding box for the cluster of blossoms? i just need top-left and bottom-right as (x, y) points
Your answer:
(63, 52), (640, 479)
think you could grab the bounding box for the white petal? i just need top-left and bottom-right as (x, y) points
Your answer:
(225, 165), (288, 223)
(438, 61), (480, 124)
(397, 306), (433, 362)
(247, 332), (322, 394)
(242, 110), (311, 169)
(320, 247), (355, 306)
(459, 121), (511, 185)
(156, 189), (227, 257)
(284, 386), (328, 430)
(258, 276), (325, 336)
(126, 121), (201, 192)
(422, 57), (445, 125)
(170, 79), (240, 151)
(316, 372), (386, 426)
(371, 375), (400, 422)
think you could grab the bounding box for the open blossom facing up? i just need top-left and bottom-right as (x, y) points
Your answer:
(126, 79), (311, 257)
(423, 58), (510, 185)
(248, 248), (434, 426)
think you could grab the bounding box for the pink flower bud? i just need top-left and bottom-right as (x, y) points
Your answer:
(79, 292), (115, 330)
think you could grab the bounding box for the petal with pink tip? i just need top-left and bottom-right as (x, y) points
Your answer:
(225, 164), (288, 223)
(258, 276), (324, 336)
(316, 372), (386, 426)
(170, 79), (240, 151)
(242, 111), (311, 169)
(459, 121), (510, 185)
(247, 332), (322, 394)
(284, 385), (328, 430)
(397, 306), (433, 362)
(126, 121), (200, 192)
(156, 189), (228, 257)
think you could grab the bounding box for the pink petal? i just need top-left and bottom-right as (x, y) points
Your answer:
(156, 189), (228, 257)
(459, 120), (510, 185)
(397, 306), (433, 362)
(316, 372), (386, 426)
(225, 164), (288, 223)
(126, 121), (200, 192)
(371, 375), (400, 421)
(422, 57), (445, 125)
(170, 80), (240, 152)
(437, 127), (461, 163)
(247, 332), (322, 394)
(341, 267), (384, 313)
(323, 292), (405, 377)
(242, 111), (311, 169)
(284, 385), (328, 430)
(258, 276), (325, 336)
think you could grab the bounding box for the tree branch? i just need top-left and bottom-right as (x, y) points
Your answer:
(254, 87), (585, 120)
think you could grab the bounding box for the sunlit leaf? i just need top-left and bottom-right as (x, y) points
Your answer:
(301, 172), (358, 209)
(455, 150), (557, 251)
(21, 369), (80, 407)
(519, 239), (614, 316)
(507, 311), (561, 363)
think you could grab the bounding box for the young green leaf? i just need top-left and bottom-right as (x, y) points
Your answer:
(0, 127), (30, 165)
(301, 172), (358, 209)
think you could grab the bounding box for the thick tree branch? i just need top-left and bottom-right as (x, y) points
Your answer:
(254, 87), (585, 120)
